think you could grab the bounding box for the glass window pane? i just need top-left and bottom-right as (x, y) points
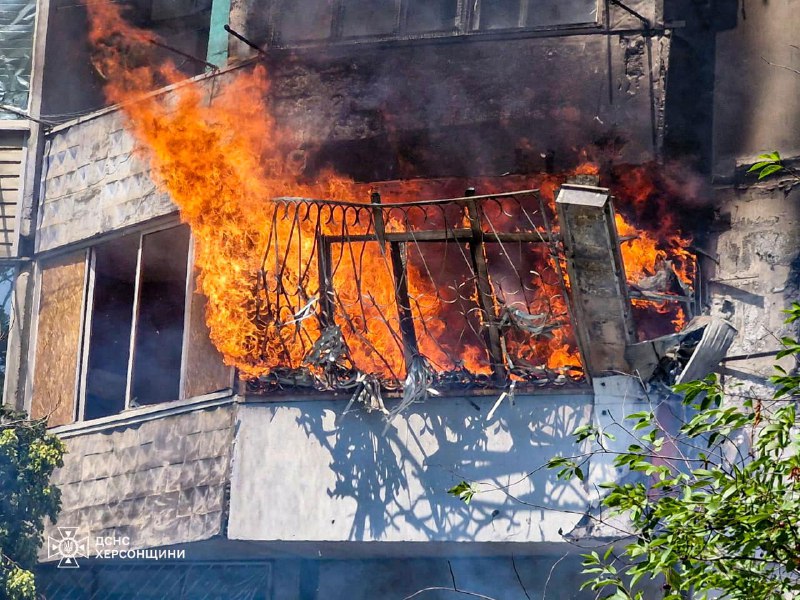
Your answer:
(341, 0), (398, 37)
(527, 0), (598, 27)
(274, 0), (335, 42)
(478, 0), (521, 30)
(406, 0), (458, 33)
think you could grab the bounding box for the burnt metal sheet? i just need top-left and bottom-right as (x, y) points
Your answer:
(0, 0), (35, 116)
(626, 316), (737, 383)
(676, 317), (737, 384)
(557, 184), (636, 375)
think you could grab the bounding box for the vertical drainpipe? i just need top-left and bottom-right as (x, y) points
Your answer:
(206, 0), (233, 68)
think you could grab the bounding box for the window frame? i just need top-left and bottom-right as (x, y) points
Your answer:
(267, 0), (602, 47)
(75, 222), (195, 421)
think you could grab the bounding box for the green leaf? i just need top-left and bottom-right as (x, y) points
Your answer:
(758, 163), (783, 179)
(447, 481), (478, 504)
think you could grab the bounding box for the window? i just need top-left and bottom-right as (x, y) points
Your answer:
(269, 0), (596, 45)
(474, 0), (598, 30)
(81, 225), (191, 420)
(340, 0), (399, 38)
(272, 0), (336, 43)
(29, 222), (232, 425)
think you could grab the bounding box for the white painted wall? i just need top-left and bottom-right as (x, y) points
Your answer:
(228, 380), (652, 546)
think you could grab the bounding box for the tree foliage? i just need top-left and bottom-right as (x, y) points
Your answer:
(550, 302), (800, 599)
(0, 406), (65, 600)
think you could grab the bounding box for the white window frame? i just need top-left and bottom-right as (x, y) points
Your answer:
(75, 221), (194, 421)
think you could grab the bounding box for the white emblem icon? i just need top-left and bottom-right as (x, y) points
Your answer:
(47, 527), (89, 568)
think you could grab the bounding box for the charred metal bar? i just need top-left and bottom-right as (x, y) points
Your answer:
(370, 191), (387, 246)
(537, 192), (584, 378)
(463, 188), (506, 383)
(389, 242), (420, 369)
(273, 189), (540, 209)
(323, 229), (555, 244)
(148, 39), (219, 71)
(224, 24), (267, 56)
(316, 236), (335, 327)
(369, 191), (418, 369)
(0, 104), (54, 127)
(722, 350), (782, 362)
(628, 289), (694, 304)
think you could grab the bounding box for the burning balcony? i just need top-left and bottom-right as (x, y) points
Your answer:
(240, 188), (581, 404)
(193, 177), (700, 419)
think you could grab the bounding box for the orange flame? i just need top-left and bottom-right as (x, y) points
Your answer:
(85, 5), (694, 381)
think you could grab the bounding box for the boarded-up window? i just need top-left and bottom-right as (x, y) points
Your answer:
(31, 252), (86, 426)
(0, 130), (23, 256)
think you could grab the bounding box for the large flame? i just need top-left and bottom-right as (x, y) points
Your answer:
(85, 4), (694, 381)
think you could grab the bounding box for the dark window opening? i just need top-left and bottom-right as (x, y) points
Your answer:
(406, 0), (459, 33)
(526, 0), (597, 27)
(478, 0), (523, 30)
(84, 234), (139, 420)
(340, 0), (399, 38)
(83, 225), (190, 420)
(270, 0), (599, 46)
(274, 0), (335, 42)
(131, 226), (191, 406)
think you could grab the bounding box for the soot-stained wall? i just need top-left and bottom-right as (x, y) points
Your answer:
(208, 0), (671, 182)
(262, 32), (670, 182)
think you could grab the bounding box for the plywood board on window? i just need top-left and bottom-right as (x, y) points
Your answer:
(31, 252), (86, 426)
(183, 273), (232, 399)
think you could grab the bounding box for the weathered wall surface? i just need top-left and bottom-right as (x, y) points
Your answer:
(37, 15), (670, 249)
(712, 0), (800, 179)
(708, 183), (800, 388)
(37, 112), (175, 253)
(228, 387), (648, 545)
(265, 32), (669, 182)
(41, 402), (235, 558)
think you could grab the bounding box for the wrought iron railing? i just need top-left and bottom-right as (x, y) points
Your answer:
(245, 188), (584, 406)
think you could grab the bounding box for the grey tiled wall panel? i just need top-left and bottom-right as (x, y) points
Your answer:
(41, 404), (235, 557)
(37, 113), (175, 252)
